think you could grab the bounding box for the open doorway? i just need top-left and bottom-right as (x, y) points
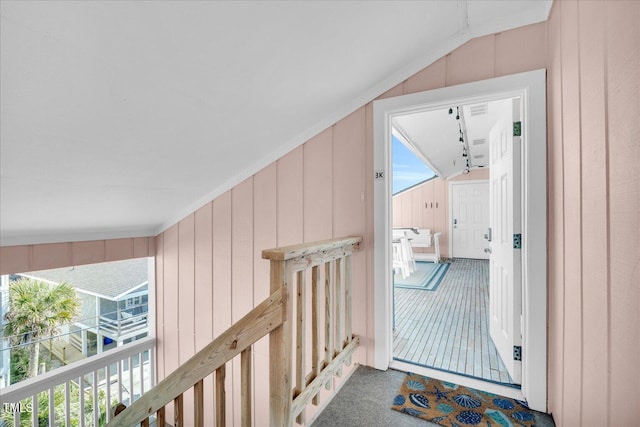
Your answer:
(390, 97), (518, 388)
(373, 70), (547, 411)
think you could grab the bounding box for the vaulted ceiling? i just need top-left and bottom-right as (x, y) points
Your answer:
(393, 98), (514, 179)
(0, 1), (551, 246)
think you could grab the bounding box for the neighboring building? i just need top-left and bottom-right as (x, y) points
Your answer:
(18, 258), (149, 357)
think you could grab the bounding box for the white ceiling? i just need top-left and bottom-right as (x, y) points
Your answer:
(393, 98), (514, 179)
(0, 1), (551, 246)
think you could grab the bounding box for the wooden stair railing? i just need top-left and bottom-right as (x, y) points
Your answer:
(108, 236), (361, 427)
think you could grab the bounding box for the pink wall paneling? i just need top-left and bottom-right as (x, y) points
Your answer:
(602, 1), (639, 424)
(545, 1), (640, 425)
(252, 164), (277, 425)
(545, 0), (565, 419)
(7, 5), (633, 425)
(0, 236), (155, 276)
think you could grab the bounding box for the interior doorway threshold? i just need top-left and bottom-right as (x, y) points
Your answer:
(390, 359), (524, 402)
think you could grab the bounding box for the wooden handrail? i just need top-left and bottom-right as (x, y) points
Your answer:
(110, 235), (361, 427)
(262, 236), (362, 262)
(264, 236), (362, 426)
(106, 287), (285, 426)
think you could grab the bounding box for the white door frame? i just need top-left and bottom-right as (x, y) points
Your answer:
(448, 179), (490, 259)
(373, 69), (547, 411)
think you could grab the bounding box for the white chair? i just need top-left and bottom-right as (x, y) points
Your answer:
(392, 236), (411, 279)
(409, 228), (432, 249)
(413, 231), (442, 263)
(392, 230), (417, 277)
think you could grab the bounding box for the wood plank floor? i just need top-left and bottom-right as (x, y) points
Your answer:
(393, 258), (513, 385)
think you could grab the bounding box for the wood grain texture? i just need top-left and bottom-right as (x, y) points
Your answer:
(174, 394), (183, 427)
(215, 365), (226, 427)
(269, 261), (292, 427)
(240, 348), (252, 427)
(194, 379), (204, 427)
(394, 259), (511, 384)
(107, 288), (284, 427)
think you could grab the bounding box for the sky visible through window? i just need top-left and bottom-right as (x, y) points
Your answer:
(392, 135), (435, 194)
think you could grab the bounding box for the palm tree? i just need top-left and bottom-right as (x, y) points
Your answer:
(3, 278), (81, 378)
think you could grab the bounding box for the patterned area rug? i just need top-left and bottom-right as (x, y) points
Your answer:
(394, 261), (450, 291)
(392, 373), (535, 426)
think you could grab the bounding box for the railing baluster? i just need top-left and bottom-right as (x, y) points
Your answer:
(295, 270), (306, 424)
(194, 379), (204, 427)
(66, 381), (72, 425)
(117, 361), (123, 404)
(105, 365), (111, 422)
(240, 348), (252, 427)
(141, 417), (150, 427)
(311, 265), (320, 405)
(13, 404), (20, 426)
(140, 350), (145, 394)
(128, 356), (134, 405)
(149, 347), (155, 392)
(31, 394), (37, 427)
(93, 370), (99, 427)
(174, 393), (184, 426)
(79, 376), (85, 424)
(49, 386), (55, 426)
(157, 406), (166, 426)
(269, 259), (293, 427)
(334, 257), (343, 377)
(345, 254), (353, 365)
(215, 364), (226, 427)
(324, 261), (332, 391)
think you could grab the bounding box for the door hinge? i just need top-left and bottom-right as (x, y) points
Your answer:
(513, 234), (522, 249)
(513, 121), (522, 137)
(513, 346), (522, 361)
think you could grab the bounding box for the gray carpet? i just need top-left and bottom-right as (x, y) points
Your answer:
(310, 366), (556, 427)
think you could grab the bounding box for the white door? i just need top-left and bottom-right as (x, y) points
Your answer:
(489, 98), (522, 384)
(451, 182), (490, 259)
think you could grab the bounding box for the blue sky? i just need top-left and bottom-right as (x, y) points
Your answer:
(392, 135), (435, 194)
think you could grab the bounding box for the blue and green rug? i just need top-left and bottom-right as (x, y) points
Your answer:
(394, 261), (450, 291)
(392, 373), (535, 426)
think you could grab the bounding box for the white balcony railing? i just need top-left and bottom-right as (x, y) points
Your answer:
(99, 313), (149, 337)
(0, 336), (155, 426)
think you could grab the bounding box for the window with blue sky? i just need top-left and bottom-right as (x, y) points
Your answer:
(392, 134), (435, 194)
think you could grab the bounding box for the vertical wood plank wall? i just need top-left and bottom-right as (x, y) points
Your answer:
(0, 237), (155, 275)
(155, 117), (368, 426)
(391, 169), (489, 258)
(2, 2), (638, 425)
(546, 1), (640, 426)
